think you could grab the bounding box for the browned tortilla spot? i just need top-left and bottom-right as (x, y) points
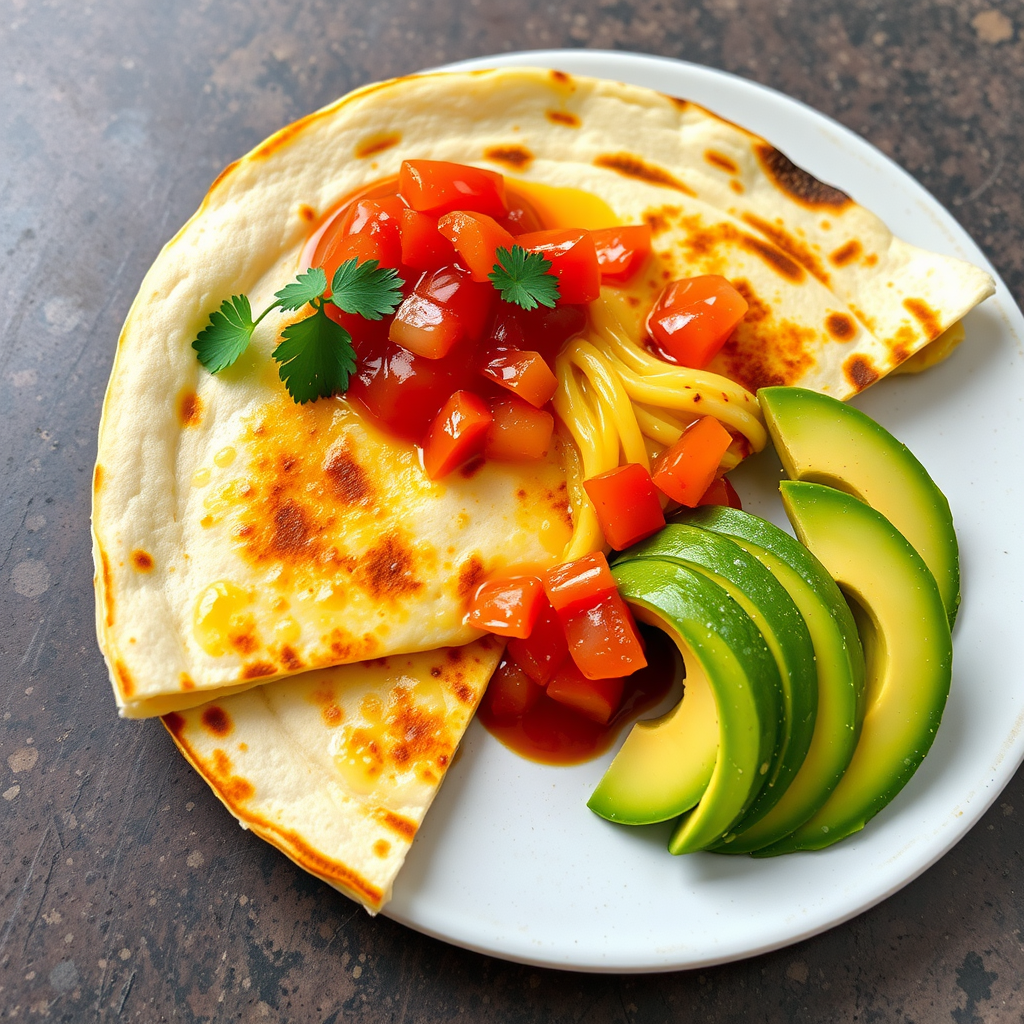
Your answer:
(321, 702), (343, 727)
(844, 354), (880, 392)
(279, 645), (303, 672)
(201, 705), (232, 737)
(545, 110), (580, 128)
(178, 390), (202, 428)
(742, 212), (829, 284)
(357, 534), (422, 600)
(93, 464), (103, 493)
(355, 132), (402, 159)
(115, 659), (134, 697)
(739, 234), (805, 283)
(242, 661), (276, 680)
(459, 455), (486, 479)
(756, 144), (851, 210)
(374, 840), (391, 858)
(322, 441), (374, 504)
(704, 149), (739, 174)
(730, 180), (745, 194)
(297, 203), (316, 223)
(903, 297), (943, 341)
(825, 312), (856, 341)
(457, 555), (486, 601)
(378, 810), (418, 839)
(484, 144), (534, 169)
(732, 279), (771, 324)
(130, 549), (154, 572)
(179, 673), (196, 692)
(715, 318), (817, 393)
(595, 153), (697, 196)
(829, 239), (862, 267)
(163, 711), (186, 737)
(550, 69), (572, 86)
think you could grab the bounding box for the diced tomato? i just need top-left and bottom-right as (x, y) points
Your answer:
(483, 656), (544, 721)
(697, 475), (743, 510)
(652, 416), (734, 507)
(543, 552), (617, 614)
(514, 303), (589, 365)
(346, 334), (475, 444)
(437, 211), (517, 282)
(422, 390), (492, 479)
(466, 575), (545, 638)
(561, 590), (647, 680)
(479, 348), (558, 407)
(399, 160), (508, 219)
(506, 597), (568, 686)
(583, 463), (666, 550)
(486, 305), (527, 351)
(646, 275), (748, 369)
(400, 209), (457, 271)
(483, 396), (554, 461)
(517, 228), (602, 304)
(592, 225), (652, 281)
(389, 293), (464, 360)
(416, 266), (493, 341)
(546, 660), (625, 725)
(500, 190), (545, 235)
(315, 197), (406, 282)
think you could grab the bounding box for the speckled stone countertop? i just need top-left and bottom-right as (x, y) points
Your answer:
(2, 0), (1023, 1020)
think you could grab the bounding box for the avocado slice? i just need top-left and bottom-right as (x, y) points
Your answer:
(617, 524), (817, 839)
(759, 386), (960, 627)
(756, 481), (953, 854)
(675, 506), (865, 853)
(591, 559), (782, 854)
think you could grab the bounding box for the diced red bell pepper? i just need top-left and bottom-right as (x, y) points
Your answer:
(646, 275), (748, 369)
(465, 575), (545, 638)
(546, 659), (625, 725)
(506, 597), (568, 686)
(399, 160), (508, 219)
(583, 463), (666, 550)
(591, 225), (652, 281)
(543, 552), (617, 614)
(422, 390), (492, 479)
(437, 211), (517, 283)
(400, 209), (457, 271)
(483, 396), (554, 462)
(389, 293), (464, 360)
(561, 590), (647, 680)
(416, 266), (493, 341)
(517, 228), (602, 304)
(313, 196), (406, 282)
(479, 348), (558, 408)
(652, 416), (734, 507)
(483, 656), (544, 721)
(697, 475), (743, 510)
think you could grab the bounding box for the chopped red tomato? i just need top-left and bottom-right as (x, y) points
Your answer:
(389, 294), (464, 360)
(479, 348), (558, 407)
(313, 196), (406, 281)
(543, 552), (617, 614)
(592, 225), (652, 281)
(466, 575), (545, 638)
(416, 266), (493, 341)
(561, 591), (647, 680)
(517, 228), (602, 304)
(697, 475), (743, 510)
(652, 416), (734, 507)
(399, 160), (508, 219)
(483, 656), (544, 721)
(400, 209), (457, 271)
(583, 463), (666, 550)
(506, 597), (568, 686)
(437, 211), (517, 282)
(647, 275), (748, 369)
(483, 396), (554, 461)
(546, 660), (625, 725)
(422, 390), (492, 479)
(500, 191), (545, 235)
(513, 303), (589, 365)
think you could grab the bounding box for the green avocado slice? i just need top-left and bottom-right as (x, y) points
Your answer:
(756, 481), (953, 854)
(617, 524), (817, 840)
(759, 386), (960, 627)
(675, 506), (865, 853)
(592, 559), (782, 854)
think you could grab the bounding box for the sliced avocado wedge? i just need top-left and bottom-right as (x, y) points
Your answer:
(591, 559), (782, 854)
(675, 506), (865, 853)
(756, 481), (953, 854)
(618, 525), (817, 840)
(759, 386), (960, 627)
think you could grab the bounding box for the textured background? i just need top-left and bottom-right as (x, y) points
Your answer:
(2, 0), (1023, 1020)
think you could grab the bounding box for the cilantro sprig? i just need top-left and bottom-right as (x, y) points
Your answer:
(489, 245), (560, 311)
(192, 260), (404, 404)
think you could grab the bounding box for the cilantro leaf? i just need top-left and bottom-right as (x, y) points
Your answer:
(274, 267), (327, 311)
(192, 294), (257, 372)
(272, 304), (357, 404)
(489, 245), (560, 311)
(328, 258), (405, 321)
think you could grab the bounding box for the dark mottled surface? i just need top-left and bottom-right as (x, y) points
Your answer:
(2, 0), (1023, 1019)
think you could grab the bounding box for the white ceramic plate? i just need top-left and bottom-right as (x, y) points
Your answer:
(382, 50), (1024, 972)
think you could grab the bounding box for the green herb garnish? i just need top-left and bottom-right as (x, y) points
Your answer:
(488, 245), (560, 311)
(192, 260), (404, 404)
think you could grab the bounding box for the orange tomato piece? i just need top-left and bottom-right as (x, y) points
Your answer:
(647, 275), (748, 369)
(591, 225), (652, 281)
(543, 552), (617, 614)
(388, 293), (464, 360)
(697, 475), (743, 510)
(416, 266), (493, 341)
(422, 390), (492, 479)
(506, 597), (568, 686)
(517, 228), (602, 304)
(437, 211), (517, 282)
(483, 396), (554, 461)
(583, 463), (666, 550)
(399, 160), (508, 218)
(484, 656), (544, 721)
(561, 591), (647, 681)
(546, 660), (625, 725)
(400, 209), (457, 271)
(652, 416), (734, 507)
(314, 196), (406, 281)
(466, 575), (546, 638)
(479, 348), (558, 408)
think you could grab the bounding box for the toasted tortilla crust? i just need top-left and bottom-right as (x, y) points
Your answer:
(93, 67), (992, 718)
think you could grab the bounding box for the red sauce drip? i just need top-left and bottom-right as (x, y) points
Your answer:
(478, 627), (680, 766)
